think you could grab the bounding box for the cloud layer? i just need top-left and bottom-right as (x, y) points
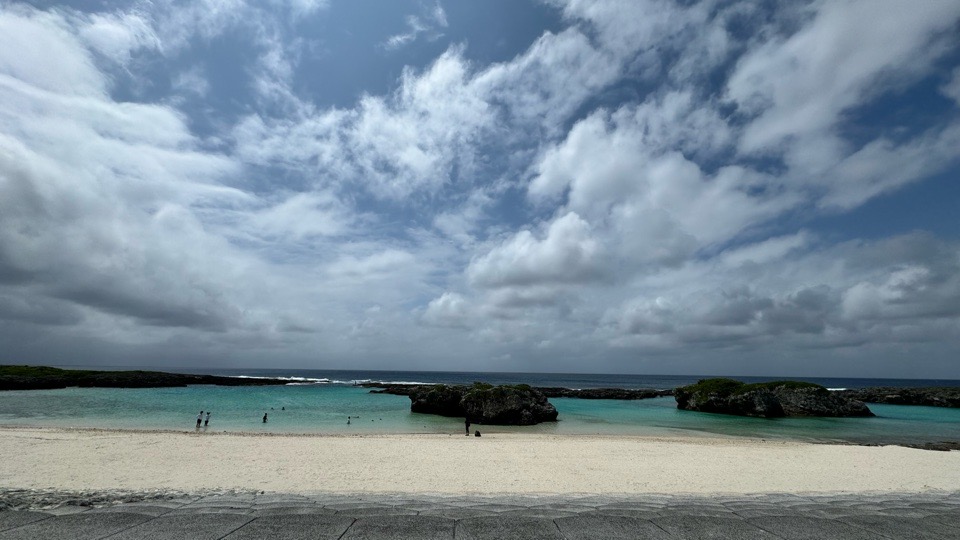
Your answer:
(1, 0), (959, 377)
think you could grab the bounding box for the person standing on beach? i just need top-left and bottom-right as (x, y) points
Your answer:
(465, 417), (471, 436)
(196, 411), (203, 429)
(204, 412), (211, 427)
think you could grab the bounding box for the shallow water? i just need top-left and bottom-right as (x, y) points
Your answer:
(0, 383), (957, 445)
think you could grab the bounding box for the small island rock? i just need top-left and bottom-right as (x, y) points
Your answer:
(675, 378), (873, 418)
(409, 383), (558, 425)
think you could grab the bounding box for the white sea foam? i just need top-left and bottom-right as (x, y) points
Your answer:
(342, 379), (437, 386)
(229, 375), (330, 384)
(228, 375), (435, 386)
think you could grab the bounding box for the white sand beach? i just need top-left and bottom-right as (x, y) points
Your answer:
(1, 427), (958, 495)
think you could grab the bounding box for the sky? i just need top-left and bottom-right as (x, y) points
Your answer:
(1, 0), (960, 378)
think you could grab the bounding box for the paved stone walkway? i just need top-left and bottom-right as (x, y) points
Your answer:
(1, 491), (958, 539)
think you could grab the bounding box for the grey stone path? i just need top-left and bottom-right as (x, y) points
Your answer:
(1, 491), (959, 539)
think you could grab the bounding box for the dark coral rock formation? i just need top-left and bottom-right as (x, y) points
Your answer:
(835, 387), (960, 408)
(408, 383), (558, 425)
(409, 385), (468, 417)
(675, 378), (873, 418)
(535, 387), (673, 399)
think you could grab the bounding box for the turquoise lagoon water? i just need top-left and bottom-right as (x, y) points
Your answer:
(1, 383), (957, 445)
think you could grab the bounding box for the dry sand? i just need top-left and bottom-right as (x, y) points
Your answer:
(1, 427), (958, 495)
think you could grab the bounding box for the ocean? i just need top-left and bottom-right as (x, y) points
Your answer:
(0, 368), (958, 445)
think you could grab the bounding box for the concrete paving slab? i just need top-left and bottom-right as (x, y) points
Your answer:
(839, 515), (960, 540)
(222, 514), (355, 539)
(180, 500), (253, 509)
(417, 508), (501, 519)
(253, 494), (314, 504)
(726, 508), (798, 519)
(652, 515), (779, 539)
(254, 505), (337, 516)
(0, 511), (51, 533)
(929, 512), (960, 527)
(42, 504), (93, 515)
(107, 513), (255, 540)
(455, 516), (562, 540)
(465, 503), (527, 513)
(596, 502), (669, 512)
(910, 502), (960, 512)
(342, 515), (454, 540)
(493, 509), (579, 520)
(88, 504), (174, 517)
(323, 502), (393, 511)
(166, 506), (255, 515)
(0, 511), (151, 540)
(394, 504), (455, 513)
(528, 503), (596, 513)
(555, 514), (672, 539)
(783, 505), (865, 519)
(663, 504), (738, 518)
(337, 506), (420, 516)
(414, 497), (490, 507)
(5, 490), (960, 539)
(196, 494), (257, 503)
(252, 501), (322, 509)
(581, 508), (663, 520)
(749, 515), (887, 539)
(869, 507), (937, 518)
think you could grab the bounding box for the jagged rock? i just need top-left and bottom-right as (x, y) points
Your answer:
(675, 378), (873, 418)
(835, 387), (960, 408)
(409, 385), (467, 417)
(461, 384), (558, 425)
(776, 387), (873, 417)
(675, 384), (784, 418)
(407, 383), (558, 425)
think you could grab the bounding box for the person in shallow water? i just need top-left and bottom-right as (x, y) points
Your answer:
(262, 413), (267, 423)
(204, 412), (210, 427)
(196, 411), (203, 429)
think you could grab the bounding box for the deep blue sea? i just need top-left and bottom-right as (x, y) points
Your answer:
(0, 367), (957, 445)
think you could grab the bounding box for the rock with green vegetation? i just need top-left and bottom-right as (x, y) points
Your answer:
(0, 365), (287, 391)
(408, 382), (558, 425)
(675, 378), (873, 418)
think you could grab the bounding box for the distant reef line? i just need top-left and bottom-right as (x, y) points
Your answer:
(362, 383), (674, 400)
(1, 366), (958, 409)
(0, 365), (287, 391)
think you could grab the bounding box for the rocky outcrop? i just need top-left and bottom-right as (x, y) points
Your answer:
(0, 366), (288, 391)
(408, 383), (558, 425)
(835, 387), (960, 408)
(675, 378), (873, 418)
(776, 387), (874, 417)
(535, 387), (673, 399)
(409, 385), (468, 416)
(367, 383), (672, 400)
(367, 384), (421, 396)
